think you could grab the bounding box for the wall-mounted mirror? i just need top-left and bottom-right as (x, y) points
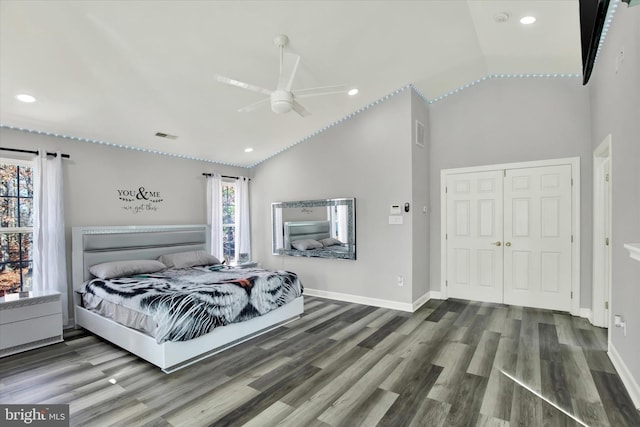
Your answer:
(272, 198), (356, 260)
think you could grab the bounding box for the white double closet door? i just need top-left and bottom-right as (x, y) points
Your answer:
(446, 164), (572, 311)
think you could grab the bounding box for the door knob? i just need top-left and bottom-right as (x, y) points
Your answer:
(505, 242), (512, 247)
(491, 241), (502, 246)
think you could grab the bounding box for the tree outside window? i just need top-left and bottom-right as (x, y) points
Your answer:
(0, 159), (34, 294)
(222, 181), (236, 262)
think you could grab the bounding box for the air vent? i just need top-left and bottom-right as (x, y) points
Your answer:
(155, 132), (178, 140)
(494, 12), (509, 23)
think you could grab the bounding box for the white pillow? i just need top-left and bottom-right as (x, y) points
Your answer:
(320, 237), (343, 247)
(158, 250), (221, 268)
(90, 260), (166, 279)
(291, 239), (323, 251)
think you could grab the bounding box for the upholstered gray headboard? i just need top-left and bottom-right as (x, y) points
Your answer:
(72, 225), (207, 290)
(284, 221), (331, 249)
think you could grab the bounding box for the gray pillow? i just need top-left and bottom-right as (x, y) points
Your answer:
(320, 237), (343, 247)
(89, 260), (166, 279)
(291, 239), (323, 251)
(158, 250), (221, 268)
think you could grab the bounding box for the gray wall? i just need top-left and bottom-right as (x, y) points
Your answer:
(428, 77), (593, 307)
(589, 4), (640, 393)
(411, 90), (430, 302)
(251, 90), (416, 305)
(0, 127), (247, 320)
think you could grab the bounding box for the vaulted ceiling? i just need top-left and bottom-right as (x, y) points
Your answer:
(0, 1), (582, 167)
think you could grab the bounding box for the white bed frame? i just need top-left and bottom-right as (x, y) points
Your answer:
(72, 225), (304, 373)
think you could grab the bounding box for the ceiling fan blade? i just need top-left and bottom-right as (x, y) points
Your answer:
(214, 74), (272, 96)
(237, 97), (270, 113)
(277, 53), (301, 92)
(291, 100), (311, 117)
(294, 84), (349, 98)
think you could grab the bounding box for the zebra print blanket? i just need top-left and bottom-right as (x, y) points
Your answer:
(79, 267), (303, 343)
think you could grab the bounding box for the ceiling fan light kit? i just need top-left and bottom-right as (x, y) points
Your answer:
(270, 90), (293, 114)
(214, 34), (347, 117)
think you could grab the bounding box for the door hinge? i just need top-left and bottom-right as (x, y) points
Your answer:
(446, 280), (448, 287)
(605, 237), (610, 246)
(571, 235), (574, 243)
(605, 173), (610, 182)
(571, 291), (573, 299)
(503, 170), (506, 177)
(605, 301), (609, 310)
(571, 178), (574, 186)
(446, 233), (448, 240)
(445, 186), (448, 193)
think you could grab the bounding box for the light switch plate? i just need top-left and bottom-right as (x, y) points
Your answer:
(389, 215), (403, 225)
(390, 205), (401, 215)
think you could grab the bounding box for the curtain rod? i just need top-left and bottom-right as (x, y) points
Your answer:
(0, 147), (71, 159)
(202, 173), (250, 181)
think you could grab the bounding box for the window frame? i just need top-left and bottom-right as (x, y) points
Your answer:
(221, 179), (237, 263)
(0, 157), (35, 293)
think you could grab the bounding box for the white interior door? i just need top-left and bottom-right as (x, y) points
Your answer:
(446, 171), (504, 303)
(503, 165), (572, 311)
(592, 137), (611, 327)
(444, 163), (574, 312)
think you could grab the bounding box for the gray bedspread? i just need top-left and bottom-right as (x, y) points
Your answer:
(79, 266), (303, 343)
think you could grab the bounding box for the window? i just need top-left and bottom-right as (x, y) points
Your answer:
(222, 180), (236, 262)
(0, 158), (34, 293)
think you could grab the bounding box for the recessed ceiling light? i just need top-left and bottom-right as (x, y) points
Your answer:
(16, 94), (36, 103)
(520, 16), (536, 25)
(244, 148), (254, 153)
(348, 88), (359, 96)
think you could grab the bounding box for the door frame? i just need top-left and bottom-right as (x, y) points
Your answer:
(441, 157), (581, 316)
(592, 135), (612, 328)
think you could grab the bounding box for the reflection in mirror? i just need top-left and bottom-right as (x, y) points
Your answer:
(272, 198), (356, 260)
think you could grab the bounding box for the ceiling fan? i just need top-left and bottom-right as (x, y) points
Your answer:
(214, 34), (347, 117)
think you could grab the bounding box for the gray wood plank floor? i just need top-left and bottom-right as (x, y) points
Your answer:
(1, 297), (639, 426)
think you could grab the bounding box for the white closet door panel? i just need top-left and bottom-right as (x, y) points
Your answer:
(446, 171), (503, 303)
(503, 165), (572, 311)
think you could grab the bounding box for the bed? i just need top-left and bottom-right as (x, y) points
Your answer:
(72, 225), (304, 373)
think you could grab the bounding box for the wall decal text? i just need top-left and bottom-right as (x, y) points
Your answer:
(118, 186), (164, 214)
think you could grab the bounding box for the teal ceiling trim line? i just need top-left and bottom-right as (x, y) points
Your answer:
(424, 73), (582, 105)
(410, 85), (429, 104)
(596, 0), (620, 65)
(248, 84), (411, 168)
(0, 124), (250, 168)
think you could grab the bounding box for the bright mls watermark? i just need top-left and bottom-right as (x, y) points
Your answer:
(1, 405), (69, 426)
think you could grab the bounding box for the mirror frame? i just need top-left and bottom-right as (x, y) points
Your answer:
(271, 198), (356, 260)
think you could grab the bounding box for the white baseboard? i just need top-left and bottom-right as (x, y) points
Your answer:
(413, 291), (443, 311)
(608, 342), (640, 410)
(412, 292), (430, 311)
(579, 307), (592, 321)
(304, 288), (414, 312)
(304, 288), (442, 313)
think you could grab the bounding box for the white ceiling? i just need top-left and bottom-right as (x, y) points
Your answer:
(0, 1), (582, 167)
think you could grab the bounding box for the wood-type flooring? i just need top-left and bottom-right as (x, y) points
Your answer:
(1, 296), (639, 426)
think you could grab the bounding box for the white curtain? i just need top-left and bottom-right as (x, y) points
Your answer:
(32, 151), (69, 325)
(235, 177), (251, 261)
(206, 173), (224, 260)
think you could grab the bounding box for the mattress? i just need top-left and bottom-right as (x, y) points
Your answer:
(78, 266), (303, 343)
(82, 291), (157, 336)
